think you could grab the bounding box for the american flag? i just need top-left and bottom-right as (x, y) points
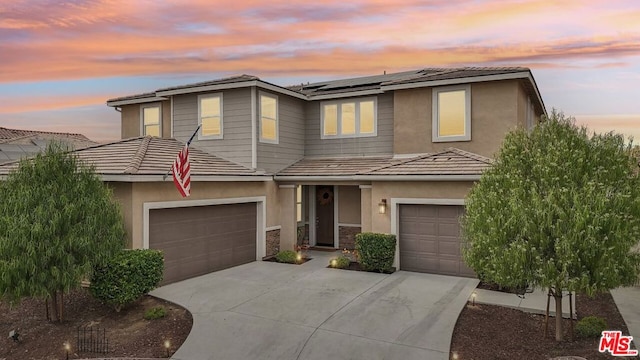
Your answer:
(172, 143), (191, 197)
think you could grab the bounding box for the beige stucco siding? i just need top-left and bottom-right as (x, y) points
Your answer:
(393, 80), (520, 158)
(370, 181), (474, 234)
(121, 105), (140, 138)
(516, 83), (528, 129)
(338, 185), (361, 224)
(108, 182), (133, 248)
(113, 181), (277, 249)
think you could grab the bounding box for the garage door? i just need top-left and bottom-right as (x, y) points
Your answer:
(149, 202), (257, 285)
(399, 204), (475, 277)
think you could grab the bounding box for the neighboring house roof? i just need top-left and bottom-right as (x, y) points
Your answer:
(0, 136), (270, 182)
(0, 127), (97, 164)
(274, 148), (491, 181)
(106, 67), (546, 115)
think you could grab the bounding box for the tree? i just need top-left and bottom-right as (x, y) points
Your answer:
(462, 111), (640, 341)
(0, 143), (125, 321)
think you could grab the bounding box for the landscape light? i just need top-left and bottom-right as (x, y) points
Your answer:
(164, 340), (171, 357)
(330, 259), (337, 267)
(471, 291), (477, 306)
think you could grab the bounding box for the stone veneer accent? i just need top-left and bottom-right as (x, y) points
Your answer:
(339, 226), (361, 250)
(266, 229), (280, 257)
(296, 224), (310, 247)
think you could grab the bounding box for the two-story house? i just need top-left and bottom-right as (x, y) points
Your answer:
(38, 67), (546, 285)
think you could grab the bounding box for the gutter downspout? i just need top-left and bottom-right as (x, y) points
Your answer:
(251, 86), (257, 170)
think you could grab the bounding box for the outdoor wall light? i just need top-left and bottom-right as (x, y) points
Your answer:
(378, 199), (387, 214)
(164, 340), (171, 357)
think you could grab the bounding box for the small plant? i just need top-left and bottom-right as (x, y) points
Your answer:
(275, 250), (298, 264)
(355, 232), (396, 272)
(576, 316), (607, 338)
(330, 256), (351, 269)
(144, 306), (167, 320)
(90, 249), (164, 312)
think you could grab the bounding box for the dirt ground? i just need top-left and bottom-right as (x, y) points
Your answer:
(450, 291), (631, 359)
(0, 288), (192, 360)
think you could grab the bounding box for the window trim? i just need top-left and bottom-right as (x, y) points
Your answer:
(259, 92), (279, 144)
(198, 93), (223, 140)
(296, 185), (303, 223)
(320, 97), (378, 139)
(140, 102), (161, 137)
(432, 84), (471, 142)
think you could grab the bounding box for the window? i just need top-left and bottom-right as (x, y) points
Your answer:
(296, 185), (303, 223)
(321, 98), (377, 139)
(260, 93), (278, 143)
(141, 104), (160, 137)
(198, 94), (222, 139)
(432, 85), (471, 142)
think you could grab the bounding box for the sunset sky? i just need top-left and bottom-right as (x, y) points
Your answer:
(1, 0), (638, 142)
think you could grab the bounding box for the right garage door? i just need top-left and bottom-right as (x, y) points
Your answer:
(399, 204), (475, 277)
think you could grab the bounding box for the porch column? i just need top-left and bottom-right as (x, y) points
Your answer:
(359, 185), (372, 233)
(279, 185), (297, 252)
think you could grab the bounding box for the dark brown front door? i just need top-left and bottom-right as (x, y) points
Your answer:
(149, 202), (257, 285)
(316, 186), (334, 247)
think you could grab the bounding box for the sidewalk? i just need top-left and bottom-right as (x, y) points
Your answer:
(610, 287), (640, 342)
(472, 288), (575, 318)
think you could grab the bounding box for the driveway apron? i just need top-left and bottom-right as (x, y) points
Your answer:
(151, 252), (478, 360)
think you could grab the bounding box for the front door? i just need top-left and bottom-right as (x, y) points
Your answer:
(315, 186), (335, 247)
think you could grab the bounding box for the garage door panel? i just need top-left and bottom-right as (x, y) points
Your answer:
(399, 204), (475, 278)
(149, 202), (257, 285)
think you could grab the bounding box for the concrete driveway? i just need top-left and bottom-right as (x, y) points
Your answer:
(151, 251), (478, 360)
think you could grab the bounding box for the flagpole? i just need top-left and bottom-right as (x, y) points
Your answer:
(163, 124), (201, 181)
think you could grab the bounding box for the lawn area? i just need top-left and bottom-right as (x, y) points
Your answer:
(0, 288), (192, 359)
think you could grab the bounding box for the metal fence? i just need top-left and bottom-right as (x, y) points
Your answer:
(77, 326), (109, 354)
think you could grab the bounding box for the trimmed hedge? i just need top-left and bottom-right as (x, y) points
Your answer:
(355, 232), (396, 272)
(90, 249), (164, 312)
(576, 316), (607, 338)
(275, 250), (298, 264)
(331, 256), (351, 269)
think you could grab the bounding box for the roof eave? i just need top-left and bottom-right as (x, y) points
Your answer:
(107, 96), (168, 107)
(155, 80), (308, 100)
(381, 71), (531, 91)
(274, 174), (481, 181)
(307, 89), (385, 101)
(101, 174), (273, 182)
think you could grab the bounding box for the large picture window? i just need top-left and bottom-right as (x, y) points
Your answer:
(199, 94), (222, 139)
(432, 85), (471, 142)
(321, 98), (377, 139)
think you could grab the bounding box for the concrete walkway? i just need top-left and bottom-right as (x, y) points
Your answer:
(152, 250), (478, 360)
(611, 287), (640, 342)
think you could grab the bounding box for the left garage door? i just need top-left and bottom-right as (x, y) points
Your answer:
(149, 202), (257, 285)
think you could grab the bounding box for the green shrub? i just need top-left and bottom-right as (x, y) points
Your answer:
(90, 249), (164, 312)
(144, 306), (167, 320)
(275, 250), (298, 264)
(576, 316), (607, 338)
(330, 256), (351, 269)
(355, 232), (396, 272)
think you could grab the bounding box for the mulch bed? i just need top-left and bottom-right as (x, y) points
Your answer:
(327, 261), (396, 274)
(450, 291), (630, 359)
(263, 256), (312, 264)
(0, 288), (192, 360)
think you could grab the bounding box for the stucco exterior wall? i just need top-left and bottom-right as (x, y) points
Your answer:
(393, 80), (520, 158)
(516, 83), (528, 129)
(121, 105), (140, 139)
(338, 185), (361, 224)
(370, 181), (475, 234)
(108, 182), (133, 248)
(120, 180), (276, 249)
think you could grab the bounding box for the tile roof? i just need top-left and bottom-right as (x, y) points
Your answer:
(366, 148), (492, 176)
(275, 148), (492, 178)
(0, 127), (96, 164)
(155, 74), (258, 93)
(275, 156), (401, 177)
(0, 136), (264, 177)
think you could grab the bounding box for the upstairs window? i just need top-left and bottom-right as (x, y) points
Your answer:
(321, 98), (377, 139)
(141, 104), (160, 137)
(199, 94), (222, 139)
(260, 93), (278, 143)
(432, 85), (471, 142)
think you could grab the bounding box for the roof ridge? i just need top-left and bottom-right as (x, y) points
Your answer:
(361, 153), (433, 174)
(0, 134), (36, 144)
(0, 126), (90, 141)
(123, 136), (152, 174)
(444, 147), (493, 164)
